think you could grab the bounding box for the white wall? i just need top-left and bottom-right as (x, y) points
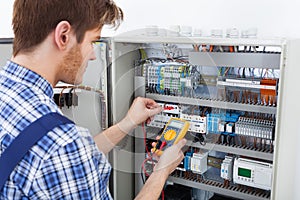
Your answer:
(0, 0), (14, 37)
(113, 0), (300, 39)
(1, 0), (300, 39)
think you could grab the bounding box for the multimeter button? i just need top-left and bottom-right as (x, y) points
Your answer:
(164, 130), (176, 141)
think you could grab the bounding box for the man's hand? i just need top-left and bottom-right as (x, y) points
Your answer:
(154, 138), (187, 175)
(134, 138), (187, 200)
(117, 97), (163, 134)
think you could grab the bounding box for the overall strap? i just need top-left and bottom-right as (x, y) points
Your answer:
(0, 112), (74, 191)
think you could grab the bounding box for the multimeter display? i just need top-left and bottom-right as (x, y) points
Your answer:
(168, 120), (185, 129)
(152, 118), (190, 156)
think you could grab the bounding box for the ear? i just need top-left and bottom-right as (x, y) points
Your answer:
(54, 21), (73, 51)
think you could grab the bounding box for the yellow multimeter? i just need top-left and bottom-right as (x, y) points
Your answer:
(152, 118), (190, 156)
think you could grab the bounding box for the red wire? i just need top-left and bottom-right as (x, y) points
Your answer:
(142, 157), (152, 177)
(141, 122), (155, 178)
(142, 123), (151, 157)
(142, 123), (165, 200)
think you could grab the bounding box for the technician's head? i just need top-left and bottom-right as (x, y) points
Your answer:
(12, 0), (123, 85)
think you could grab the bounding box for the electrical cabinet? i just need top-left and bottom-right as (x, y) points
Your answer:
(110, 32), (300, 200)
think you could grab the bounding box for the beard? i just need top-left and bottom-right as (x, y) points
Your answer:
(59, 44), (85, 85)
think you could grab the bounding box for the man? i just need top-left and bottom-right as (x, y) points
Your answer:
(0, 0), (186, 199)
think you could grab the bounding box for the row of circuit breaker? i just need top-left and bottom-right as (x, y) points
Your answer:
(144, 62), (278, 107)
(147, 102), (275, 140)
(177, 151), (273, 191)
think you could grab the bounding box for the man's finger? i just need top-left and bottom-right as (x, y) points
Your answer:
(147, 106), (163, 116)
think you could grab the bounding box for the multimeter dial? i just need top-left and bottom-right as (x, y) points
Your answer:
(164, 129), (177, 141)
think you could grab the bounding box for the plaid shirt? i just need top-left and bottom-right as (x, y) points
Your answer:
(0, 61), (112, 199)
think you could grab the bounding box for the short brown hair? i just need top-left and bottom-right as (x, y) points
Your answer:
(12, 0), (123, 56)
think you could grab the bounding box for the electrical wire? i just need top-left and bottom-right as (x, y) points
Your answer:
(190, 132), (206, 145)
(142, 122), (152, 157)
(58, 87), (68, 109)
(161, 190), (165, 200)
(140, 165), (145, 184)
(141, 122), (155, 183)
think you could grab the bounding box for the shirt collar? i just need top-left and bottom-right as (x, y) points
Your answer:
(3, 60), (54, 98)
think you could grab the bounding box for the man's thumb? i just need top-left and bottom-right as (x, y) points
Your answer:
(175, 138), (187, 149)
